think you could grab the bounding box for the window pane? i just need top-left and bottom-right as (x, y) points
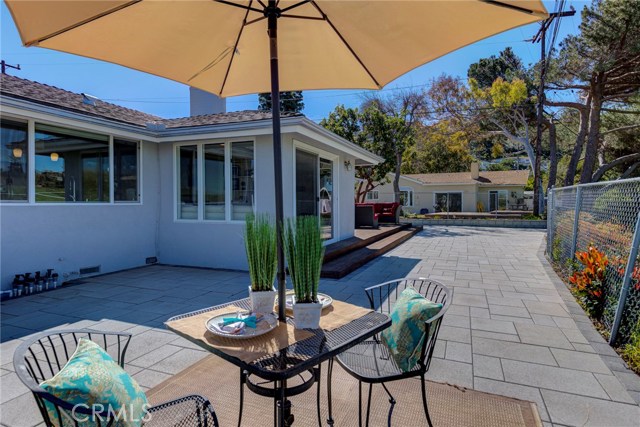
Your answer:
(1, 119), (28, 201)
(435, 193), (447, 212)
(231, 141), (254, 220)
(178, 145), (198, 219)
(498, 191), (508, 210)
(204, 143), (225, 220)
(114, 139), (138, 202)
(448, 193), (462, 212)
(35, 124), (109, 202)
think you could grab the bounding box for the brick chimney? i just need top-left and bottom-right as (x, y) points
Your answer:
(189, 87), (226, 116)
(470, 162), (480, 180)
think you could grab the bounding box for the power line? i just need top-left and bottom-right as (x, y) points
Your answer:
(0, 60), (21, 74)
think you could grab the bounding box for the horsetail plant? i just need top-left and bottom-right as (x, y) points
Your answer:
(244, 213), (278, 292)
(283, 216), (325, 303)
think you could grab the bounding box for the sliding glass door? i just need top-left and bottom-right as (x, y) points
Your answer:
(295, 149), (334, 241)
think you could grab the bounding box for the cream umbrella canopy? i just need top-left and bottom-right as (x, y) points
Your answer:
(6, 0), (548, 322)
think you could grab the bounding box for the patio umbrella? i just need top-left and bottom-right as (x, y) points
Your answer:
(6, 0), (548, 321)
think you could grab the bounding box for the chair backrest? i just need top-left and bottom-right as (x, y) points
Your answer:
(365, 278), (451, 372)
(13, 329), (132, 427)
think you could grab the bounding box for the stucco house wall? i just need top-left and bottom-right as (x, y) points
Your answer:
(0, 75), (378, 290)
(0, 108), (160, 289)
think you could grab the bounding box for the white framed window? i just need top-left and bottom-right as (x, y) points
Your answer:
(176, 139), (255, 222)
(399, 187), (413, 207)
(365, 190), (379, 201)
(0, 117), (141, 204)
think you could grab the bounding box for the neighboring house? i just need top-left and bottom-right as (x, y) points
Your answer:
(0, 75), (381, 290)
(371, 163), (530, 214)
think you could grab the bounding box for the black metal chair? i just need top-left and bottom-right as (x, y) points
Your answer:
(13, 329), (219, 427)
(335, 278), (451, 427)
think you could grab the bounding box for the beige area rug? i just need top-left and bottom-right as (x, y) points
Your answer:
(148, 355), (542, 427)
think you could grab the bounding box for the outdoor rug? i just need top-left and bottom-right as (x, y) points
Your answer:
(147, 355), (542, 427)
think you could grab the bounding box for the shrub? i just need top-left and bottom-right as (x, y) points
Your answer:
(622, 318), (640, 373)
(569, 246), (608, 319)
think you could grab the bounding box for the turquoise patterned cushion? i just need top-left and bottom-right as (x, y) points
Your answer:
(40, 338), (148, 427)
(381, 287), (443, 372)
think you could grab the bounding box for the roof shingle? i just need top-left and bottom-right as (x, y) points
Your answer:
(405, 170), (530, 186)
(0, 74), (300, 129)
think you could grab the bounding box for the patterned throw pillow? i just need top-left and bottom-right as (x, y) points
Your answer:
(381, 287), (443, 372)
(40, 338), (148, 427)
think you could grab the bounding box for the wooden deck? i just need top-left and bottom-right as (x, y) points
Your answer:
(321, 224), (422, 279)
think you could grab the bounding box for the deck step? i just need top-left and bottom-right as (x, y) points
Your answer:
(321, 226), (422, 279)
(323, 224), (411, 264)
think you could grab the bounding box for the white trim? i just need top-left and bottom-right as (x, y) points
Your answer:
(399, 186), (414, 207)
(1, 116), (143, 206)
(108, 135), (115, 203)
(172, 137), (256, 224)
(27, 119), (35, 204)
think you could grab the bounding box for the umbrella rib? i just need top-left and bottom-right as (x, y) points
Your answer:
(479, 0), (538, 15)
(25, 0), (141, 46)
(219, 1), (254, 96)
(214, 0), (264, 14)
(309, 1), (381, 89)
(280, 0), (312, 14)
(280, 15), (324, 21)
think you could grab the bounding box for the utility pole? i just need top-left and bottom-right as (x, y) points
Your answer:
(531, 8), (575, 217)
(1, 60), (21, 74)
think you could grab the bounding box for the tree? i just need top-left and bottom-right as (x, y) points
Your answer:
(320, 105), (392, 203)
(362, 90), (426, 203)
(258, 91), (304, 113)
(547, 0), (640, 183)
(402, 120), (474, 174)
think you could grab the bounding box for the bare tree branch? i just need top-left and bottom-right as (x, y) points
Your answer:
(592, 152), (640, 181)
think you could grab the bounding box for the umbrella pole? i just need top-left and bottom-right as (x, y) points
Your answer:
(268, 3), (286, 324)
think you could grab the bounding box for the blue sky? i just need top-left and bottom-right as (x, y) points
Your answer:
(1, 1), (586, 123)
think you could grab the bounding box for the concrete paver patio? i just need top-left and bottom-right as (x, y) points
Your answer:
(1, 227), (639, 426)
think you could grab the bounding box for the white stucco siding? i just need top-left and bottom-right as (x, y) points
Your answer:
(0, 140), (159, 290)
(373, 177), (477, 213)
(156, 132), (358, 272)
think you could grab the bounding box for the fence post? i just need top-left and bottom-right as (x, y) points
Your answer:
(569, 186), (583, 264)
(609, 211), (640, 345)
(547, 188), (554, 254)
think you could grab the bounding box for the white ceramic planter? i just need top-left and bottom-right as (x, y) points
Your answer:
(248, 286), (277, 314)
(293, 302), (323, 329)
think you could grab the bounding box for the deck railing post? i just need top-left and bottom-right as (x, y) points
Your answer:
(569, 185), (583, 265)
(609, 211), (640, 345)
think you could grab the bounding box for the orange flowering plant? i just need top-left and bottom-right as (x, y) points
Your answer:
(612, 255), (640, 291)
(569, 246), (608, 318)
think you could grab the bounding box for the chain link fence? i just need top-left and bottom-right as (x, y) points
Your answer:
(547, 178), (640, 346)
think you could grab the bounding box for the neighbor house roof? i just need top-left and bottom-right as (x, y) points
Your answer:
(0, 74), (300, 128)
(405, 170), (530, 186)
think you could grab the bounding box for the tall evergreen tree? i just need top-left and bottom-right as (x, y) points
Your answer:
(258, 91), (304, 113)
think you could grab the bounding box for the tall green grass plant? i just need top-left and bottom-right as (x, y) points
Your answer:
(244, 213), (278, 292)
(283, 216), (325, 304)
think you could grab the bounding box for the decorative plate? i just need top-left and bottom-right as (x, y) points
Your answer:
(205, 311), (278, 340)
(281, 291), (333, 309)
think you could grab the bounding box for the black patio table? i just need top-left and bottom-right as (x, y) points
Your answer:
(166, 298), (391, 427)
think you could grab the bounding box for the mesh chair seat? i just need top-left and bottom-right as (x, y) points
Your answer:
(337, 340), (423, 383)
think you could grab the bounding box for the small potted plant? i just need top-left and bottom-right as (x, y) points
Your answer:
(283, 216), (325, 329)
(245, 213), (278, 314)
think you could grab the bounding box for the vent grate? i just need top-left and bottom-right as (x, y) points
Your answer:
(79, 265), (100, 275)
